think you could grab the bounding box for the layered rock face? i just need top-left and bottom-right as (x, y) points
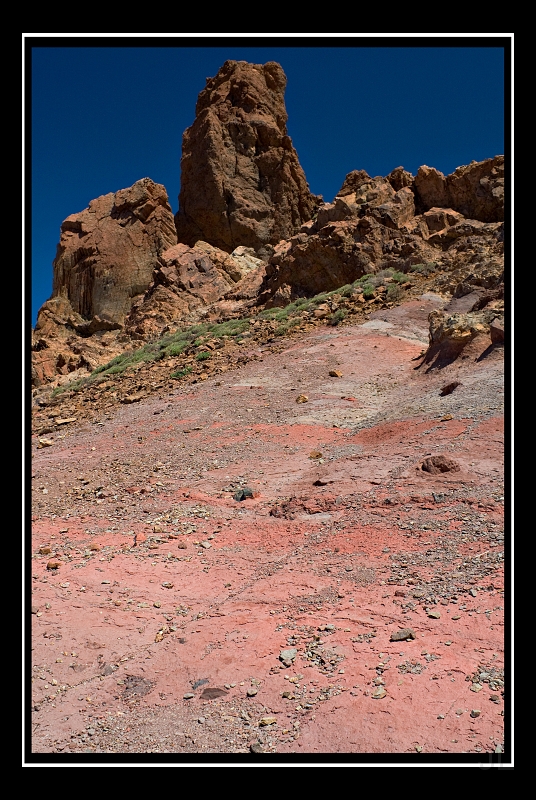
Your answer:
(174, 60), (321, 255)
(258, 157), (504, 306)
(47, 178), (177, 326)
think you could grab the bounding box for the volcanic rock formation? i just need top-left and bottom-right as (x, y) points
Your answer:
(48, 178), (177, 325)
(174, 60), (322, 255)
(258, 157), (504, 306)
(124, 242), (265, 340)
(31, 59), (505, 392)
(32, 179), (177, 385)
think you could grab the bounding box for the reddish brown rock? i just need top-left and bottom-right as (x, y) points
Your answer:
(415, 157), (504, 222)
(386, 166), (415, 192)
(421, 455), (461, 474)
(490, 317), (505, 344)
(258, 157), (504, 307)
(174, 60), (321, 255)
(48, 178), (177, 325)
(259, 214), (431, 305)
(32, 179), (177, 386)
(414, 165), (449, 210)
(420, 307), (503, 370)
(124, 242), (266, 338)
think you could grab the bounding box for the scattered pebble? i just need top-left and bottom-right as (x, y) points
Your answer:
(259, 716), (277, 726)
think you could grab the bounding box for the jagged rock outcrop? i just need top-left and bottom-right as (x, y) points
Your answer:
(421, 301), (504, 369)
(414, 156), (504, 222)
(174, 60), (322, 255)
(32, 179), (177, 386)
(124, 242), (265, 339)
(46, 178), (177, 325)
(31, 57), (505, 394)
(258, 157), (504, 306)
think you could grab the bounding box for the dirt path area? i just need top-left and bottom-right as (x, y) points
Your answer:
(28, 294), (507, 764)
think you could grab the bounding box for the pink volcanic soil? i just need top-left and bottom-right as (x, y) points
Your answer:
(29, 295), (506, 760)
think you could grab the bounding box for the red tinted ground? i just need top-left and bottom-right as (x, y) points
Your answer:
(29, 294), (506, 762)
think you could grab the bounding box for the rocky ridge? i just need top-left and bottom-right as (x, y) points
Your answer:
(31, 60), (505, 416)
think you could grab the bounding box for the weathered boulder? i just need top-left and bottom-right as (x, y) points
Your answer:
(175, 60), (321, 254)
(421, 306), (504, 369)
(415, 157), (504, 222)
(386, 166), (415, 192)
(422, 455), (461, 474)
(490, 317), (505, 344)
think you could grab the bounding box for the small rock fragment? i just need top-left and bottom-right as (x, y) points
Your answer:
(296, 395), (308, 403)
(390, 628), (416, 642)
(470, 709), (481, 718)
(329, 370), (343, 378)
(440, 381), (461, 396)
(259, 716), (277, 726)
(279, 648), (298, 664)
(371, 687), (387, 699)
(422, 455), (460, 474)
(200, 687), (228, 700)
(233, 487), (254, 502)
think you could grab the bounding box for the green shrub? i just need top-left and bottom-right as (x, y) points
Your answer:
(375, 268), (394, 281)
(210, 319), (250, 337)
(163, 342), (187, 357)
(170, 366), (192, 379)
(329, 309), (347, 326)
(274, 317), (301, 336)
(409, 262), (437, 276)
(195, 351), (211, 361)
(386, 283), (403, 302)
(362, 283), (375, 299)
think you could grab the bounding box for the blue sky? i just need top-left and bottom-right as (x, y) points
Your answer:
(28, 36), (508, 326)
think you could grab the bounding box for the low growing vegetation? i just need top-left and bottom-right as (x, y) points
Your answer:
(50, 261), (434, 397)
